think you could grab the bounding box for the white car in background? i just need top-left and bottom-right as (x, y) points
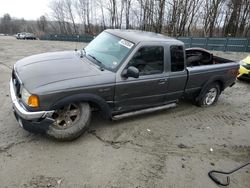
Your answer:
(16, 32), (36, 40)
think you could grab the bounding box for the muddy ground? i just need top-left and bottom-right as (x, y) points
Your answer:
(0, 36), (249, 188)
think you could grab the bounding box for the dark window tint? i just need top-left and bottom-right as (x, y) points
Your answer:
(170, 46), (184, 72)
(129, 46), (164, 75)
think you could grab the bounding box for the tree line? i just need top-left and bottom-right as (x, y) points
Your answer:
(0, 0), (250, 37)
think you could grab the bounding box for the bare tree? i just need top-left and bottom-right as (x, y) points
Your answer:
(238, 0), (250, 36)
(186, 0), (202, 36)
(64, 0), (78, 34)
(203, 0), (225, 37)
(37, 15), (48, 33)
(224, 0), (242, 36)
(107, 0), (117, 28)
(125, 0), (132, 29)
(1, 14), (12, 34)
(153, 0), (166, 33)
(2, 0), (246, 37)
(166, 0), (180, 36)
(49, 0), (68, 34)
(97, 0), (106, 29)
(118, 0), (124, 28)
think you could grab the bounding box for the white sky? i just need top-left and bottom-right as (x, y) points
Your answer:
(0, 0), (51, 20)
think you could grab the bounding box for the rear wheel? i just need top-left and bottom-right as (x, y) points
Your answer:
(47, 102), (91, 141)
(196, 83), (221, 107)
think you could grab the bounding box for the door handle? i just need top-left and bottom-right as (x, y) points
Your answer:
(158, 79), (167, 84)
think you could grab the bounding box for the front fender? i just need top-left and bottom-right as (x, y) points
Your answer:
(49, 93), (112, 119)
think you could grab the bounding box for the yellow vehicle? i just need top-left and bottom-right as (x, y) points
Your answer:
(238, 55), (250, 80)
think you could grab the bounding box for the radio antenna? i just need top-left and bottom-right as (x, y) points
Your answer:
(75, 35), (80, 51)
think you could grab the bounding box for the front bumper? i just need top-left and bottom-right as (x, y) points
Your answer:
(10, 78), (55, 133)
(10, 78), (54, 120)
(13, 111), (54, 133)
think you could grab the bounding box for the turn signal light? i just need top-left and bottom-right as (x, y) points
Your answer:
(28, 95), (39, 107)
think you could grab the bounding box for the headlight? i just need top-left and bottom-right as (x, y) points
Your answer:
(21, 87), (39, 107)
(21, 87), (30, 104)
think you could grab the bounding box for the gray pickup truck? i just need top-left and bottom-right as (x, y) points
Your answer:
(10, 29), (239, 140)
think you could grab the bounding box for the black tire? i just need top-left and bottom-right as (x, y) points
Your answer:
(47, 102), (91, 141)
(196, 83), (221, 107)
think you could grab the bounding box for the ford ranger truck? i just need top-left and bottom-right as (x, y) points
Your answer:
(10, 29), (239, 140)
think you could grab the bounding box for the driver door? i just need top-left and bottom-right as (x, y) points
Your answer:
(114, 44), (168, 113)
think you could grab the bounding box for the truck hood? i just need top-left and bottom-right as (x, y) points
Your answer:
(15, 51), (110, 93)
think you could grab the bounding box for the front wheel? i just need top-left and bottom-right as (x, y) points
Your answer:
(196, 83), (221, 107)
(47, 102), (91, 141)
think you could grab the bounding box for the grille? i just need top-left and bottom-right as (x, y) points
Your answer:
(12, 69), (21, 97)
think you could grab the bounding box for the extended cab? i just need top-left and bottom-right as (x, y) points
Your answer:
(10, 30), (239, 140)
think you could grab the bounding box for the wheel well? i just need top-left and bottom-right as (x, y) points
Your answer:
(86, 100), (111, 119)
(88, 101), (101, 111)
(214, 80), (224, 92)
(195, 79), (224, 102)
(50, 94), (112, 119)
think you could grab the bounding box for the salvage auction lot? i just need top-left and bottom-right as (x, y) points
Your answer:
(0, 36), (249, 188)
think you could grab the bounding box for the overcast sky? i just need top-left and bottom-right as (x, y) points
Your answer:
(0, 0), (51, 20)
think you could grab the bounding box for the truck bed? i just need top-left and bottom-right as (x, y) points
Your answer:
(186, 48), (234, 67)
(184, 48), (239, 95)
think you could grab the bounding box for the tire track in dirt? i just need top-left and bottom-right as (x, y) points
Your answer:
(169, 108), (249, 128)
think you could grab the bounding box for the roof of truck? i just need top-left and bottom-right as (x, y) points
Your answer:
(105, 29), (183, 45)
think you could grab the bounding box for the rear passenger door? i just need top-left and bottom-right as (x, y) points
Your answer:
(166, 45), (188, 101)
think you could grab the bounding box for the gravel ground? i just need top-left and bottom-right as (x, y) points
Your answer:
(0, 36), (249, 188)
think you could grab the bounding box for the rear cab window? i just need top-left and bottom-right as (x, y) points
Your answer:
(170, 46), (185, 72)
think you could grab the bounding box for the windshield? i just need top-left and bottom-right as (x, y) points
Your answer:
(85, 32), (134, 70)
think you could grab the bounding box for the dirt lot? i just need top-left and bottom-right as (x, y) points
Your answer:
(0, 36), (249, 188)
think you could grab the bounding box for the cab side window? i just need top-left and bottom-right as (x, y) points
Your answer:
(170, 46), (184, 72)
(128, 46), (164, 76)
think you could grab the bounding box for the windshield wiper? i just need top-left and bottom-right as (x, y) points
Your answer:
(87, 54), (105, 71)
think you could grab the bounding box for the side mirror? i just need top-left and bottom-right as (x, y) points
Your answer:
(122, 66), (139, 78)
